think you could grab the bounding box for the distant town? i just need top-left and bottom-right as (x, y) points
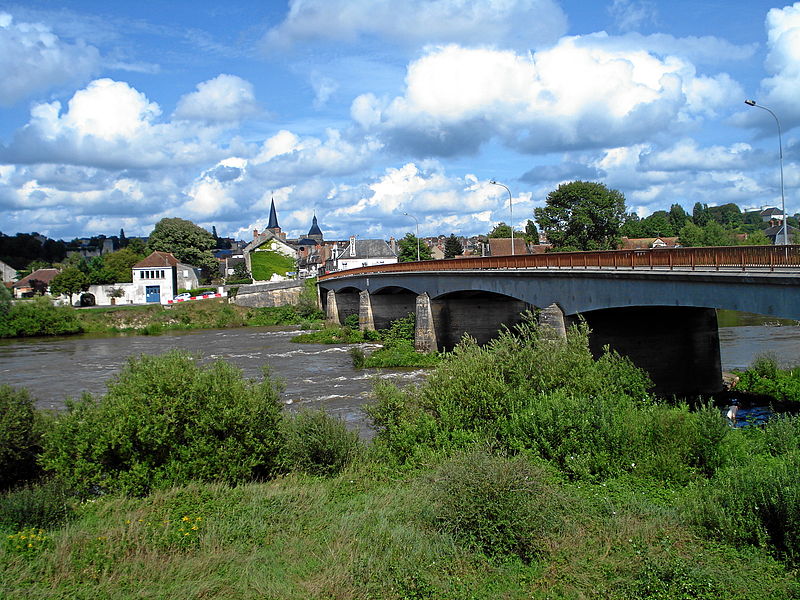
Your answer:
(2, 189), (797, 308)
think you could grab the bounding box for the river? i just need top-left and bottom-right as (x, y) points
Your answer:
(1, 311), (799, 437)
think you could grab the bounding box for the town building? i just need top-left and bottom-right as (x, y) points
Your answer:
(12, 268), (60, 298)
(328, 237), (398, 271)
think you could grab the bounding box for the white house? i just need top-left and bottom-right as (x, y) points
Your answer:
(331, 237), (398, 271)
(130, 251), (201, 304)
(243, 229), (297, 282)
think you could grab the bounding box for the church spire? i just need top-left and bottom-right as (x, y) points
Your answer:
(267, 198), (280, 231)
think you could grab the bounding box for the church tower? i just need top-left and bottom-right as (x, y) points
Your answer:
(307, 213), (323, 243)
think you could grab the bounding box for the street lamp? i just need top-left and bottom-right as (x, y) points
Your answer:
(745, 99), (788, 245)
(403, 212), (420, 261)
(489, 180), (514, 255)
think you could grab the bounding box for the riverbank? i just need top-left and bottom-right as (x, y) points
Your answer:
(3, 322), (799, 598)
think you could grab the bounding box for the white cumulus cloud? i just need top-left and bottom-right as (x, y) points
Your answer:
(352, 37), (742, 156)
(0, 12), (101, 106)
(173, 74), (261, 122)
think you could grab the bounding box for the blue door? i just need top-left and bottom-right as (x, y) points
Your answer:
(145, 285), (160, 303)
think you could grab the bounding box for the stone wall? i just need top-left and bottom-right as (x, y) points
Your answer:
(226, 280), (304, 308)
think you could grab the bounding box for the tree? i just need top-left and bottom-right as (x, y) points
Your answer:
(678, 222), (704, 247)
(708, 203), (743, 228)
(49, 267), (89, 304)
(488, 222), (512, 238)
(397, 233), (433, 262)
(742, 230), (771, 245)
(692, 202), (710, 227)
(103, 248), (146, 283)
(620, 213), (645, 238)
(640, 211), (674, 237)
(524, 220), (539, 245)
(668, 204), (690, 232)
(702, 221), (735, 246)
(534, 181), (627, 251)
(119, 228), (127, 248)
(443, 234), (463, 258)
(127, 238), (147, 255)
(147, 217), (217, 272)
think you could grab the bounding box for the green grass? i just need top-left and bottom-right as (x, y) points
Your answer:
(250, 248), (295, 281)
(2, 464), (796, 599)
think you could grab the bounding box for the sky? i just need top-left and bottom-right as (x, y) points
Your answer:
(0, 0), (798, 242)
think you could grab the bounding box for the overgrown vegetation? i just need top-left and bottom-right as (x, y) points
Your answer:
(0, 294), (83, 338)
(296, 313), (441, 369)
(4, 319), (800, 597)
(734, 352), (800, 404)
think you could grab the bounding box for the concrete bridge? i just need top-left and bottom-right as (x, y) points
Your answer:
(318, 245), (800, 397)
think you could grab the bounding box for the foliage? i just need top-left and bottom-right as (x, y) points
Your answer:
(40, 351), (285, 497)
(397, 232), (433, 262)
(292, 325), (370, 344)
(281, 410), (362, 476)
(146, 217), (217, 272)
(0, 232), (66, 271)
(742, 230), (772, 245)
(443, 234), (463, 258)
(356, 340), (441, 369)
(735, 353), (800, 403)
(366, 317), (654, 467)
(0, 386), (43, 490)
(0, 296), (83, 338)
(297, 277), (323, 318)
(534, 180), (627, 250)
(0, 478), (74, 530)
(250, 245), (296, 281)
(679, 221), (737, 247)
(429, 451), (563, 562)
(687, 450), (800, 564)
(49, 267), (89, 304)
(524, 219), (539, 244)
(226, 261), (252, 283)
(101, 248), (146, 283)
(693, 202), (711, 226)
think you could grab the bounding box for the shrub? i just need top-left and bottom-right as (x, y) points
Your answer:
(343, 313), (360, 328)
(428, 451), (565, 562)
(686, 452), (800, 563)
(366, 317), (653, 464)
(0, 478), (73, 530)
(40, 351), (285, 497)
(0, 385), (43, 490)
(736, 353), (800, 404)
(2, 296), (83, 338)
(281, 410), (362, 476)
(297, 277), (324, 319)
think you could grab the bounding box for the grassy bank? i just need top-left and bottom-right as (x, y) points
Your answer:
(733, 353), (800, 406)
(4, 319), (800, 597)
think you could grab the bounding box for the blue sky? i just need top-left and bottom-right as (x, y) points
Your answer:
(0, 0), (798, 242)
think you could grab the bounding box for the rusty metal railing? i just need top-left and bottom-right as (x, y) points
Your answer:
(318, 245), (800, 281)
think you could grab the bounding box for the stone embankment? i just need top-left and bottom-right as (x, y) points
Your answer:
(225, 280), (303, 308)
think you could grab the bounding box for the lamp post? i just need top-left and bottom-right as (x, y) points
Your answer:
(745, 99), (788, 245)
(403, 211), (420, 261)
(490, 180), (514, 255)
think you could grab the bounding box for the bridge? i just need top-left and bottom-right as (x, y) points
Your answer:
(318, 245), (800, 396)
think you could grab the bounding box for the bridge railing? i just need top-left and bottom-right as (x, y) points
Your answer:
(318, 245), (800, 281)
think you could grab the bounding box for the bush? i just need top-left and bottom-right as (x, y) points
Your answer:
(1, 296), (83, 338)
(343, 313), (359, 328)
(366, 317), (653, 464)
(40, 351), (285, 497)
(686, 452), (800, 563)
(428, 451), (565, 562)
(0, 478), (73, 530)
(281, 410), (362, 476)
(0, 385), (43, 490)
(736, 353), (800, 404)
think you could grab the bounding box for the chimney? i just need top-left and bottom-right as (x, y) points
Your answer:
(389, 236), (396, 254)
(349, 236), (356, 257)
(253, 229), (259, 239)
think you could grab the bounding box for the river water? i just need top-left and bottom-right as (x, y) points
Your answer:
(1, 312), (799, 437)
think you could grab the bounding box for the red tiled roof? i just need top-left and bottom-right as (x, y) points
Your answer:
(133, 251), (179, 268)
(13, 268), (60, 288)
(488, 238), (528, 256)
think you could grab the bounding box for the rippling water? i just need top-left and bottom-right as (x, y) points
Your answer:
(0, 327), (428, 438)
(1, 315), (799, 437)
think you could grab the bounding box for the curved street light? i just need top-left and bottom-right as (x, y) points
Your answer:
(489, 180), (514, 255)
(745, 99), (788, 245)
(403, 211), (420, 261)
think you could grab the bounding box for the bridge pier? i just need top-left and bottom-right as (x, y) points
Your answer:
(415, 293), (438, 352)
(577, 306), (723, 397)
(359, 290), (375, 331)
(325, 290), (338, 325)
(538, 303), (567, 339)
